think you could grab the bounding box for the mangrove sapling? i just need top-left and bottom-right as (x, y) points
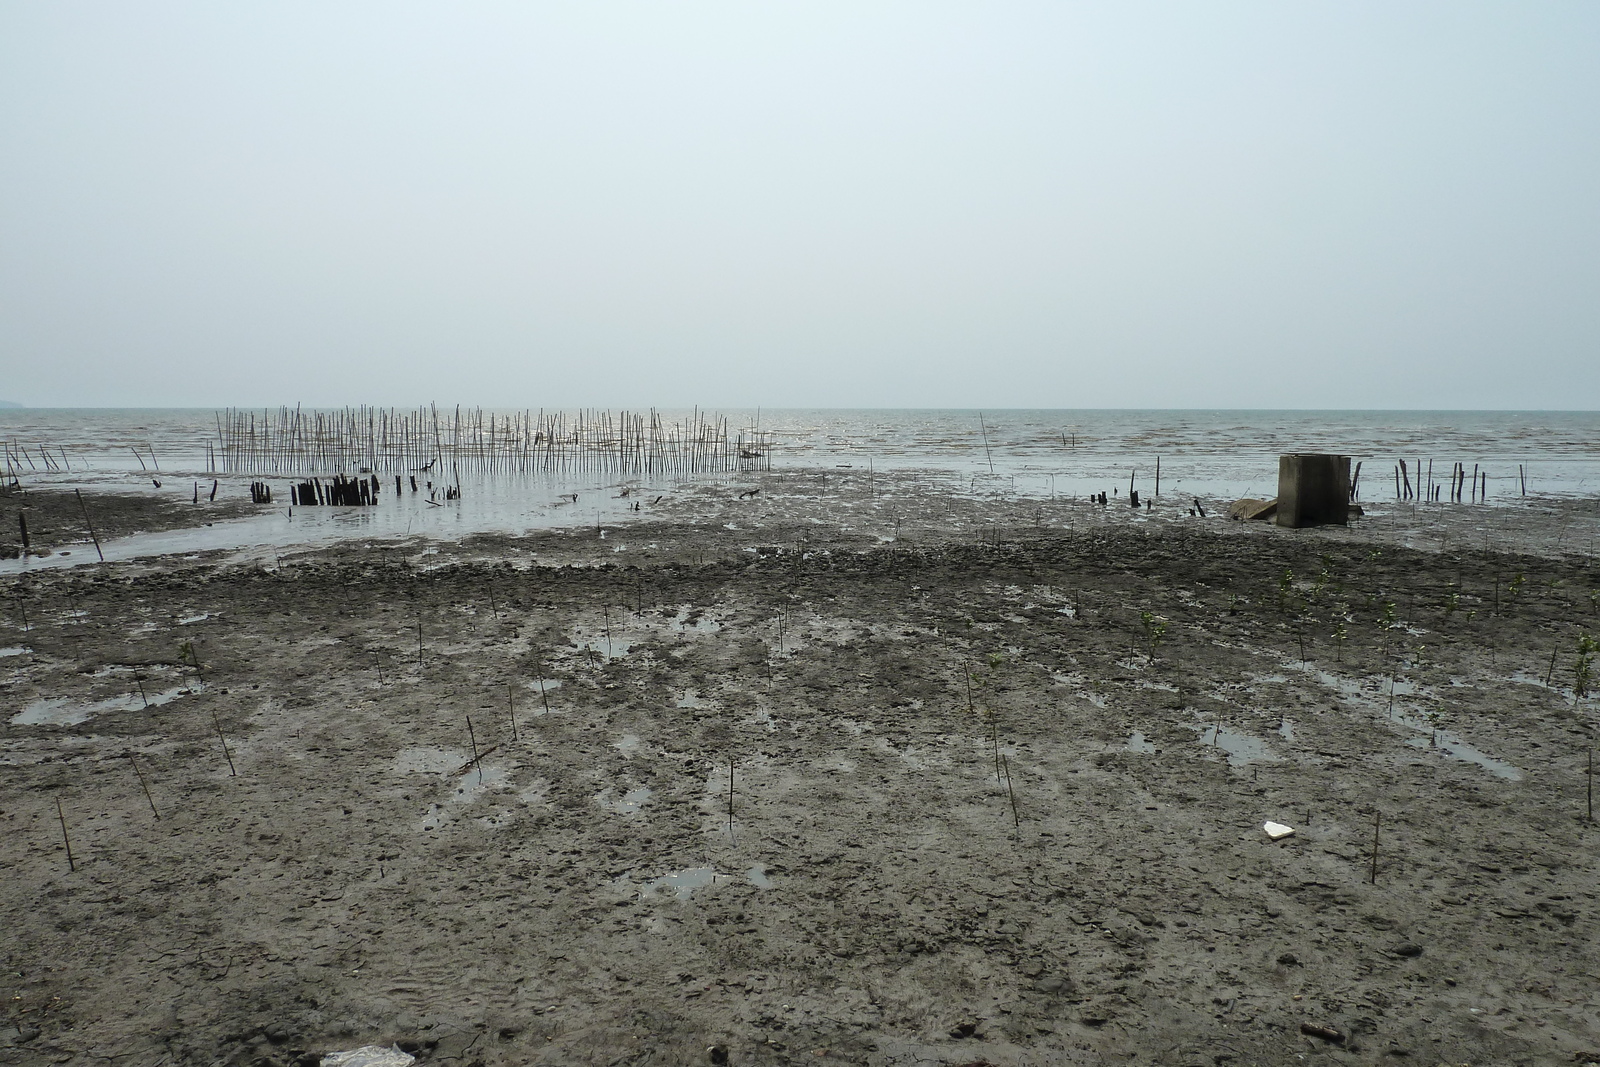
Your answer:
(1575, 633), (1596, 707)
(1138, 610), (1168, 660)
(1333, 619), (1348, 663)
(178, 639), (204, 681)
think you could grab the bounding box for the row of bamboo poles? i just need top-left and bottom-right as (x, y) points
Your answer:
(212, 405), (772, 477)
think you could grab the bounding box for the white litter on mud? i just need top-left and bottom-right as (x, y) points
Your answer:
(1263, 821), (1296, 840)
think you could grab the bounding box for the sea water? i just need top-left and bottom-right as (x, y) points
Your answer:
(2, 407), (1596, 567)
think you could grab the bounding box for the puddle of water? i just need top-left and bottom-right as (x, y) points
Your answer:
(1125, 731), (1156, 754)
(449, 762), (508, 799)
(670, 608), (723, 635)
(746, 865), (773, 889)
(1277, 719), (1295, 741)
(675, 689), (711, 709)
(1302, 668), (1520, 780)
(643, 866), (720, 899)
(614, 733), (642, 754)
(1396, 719), (1521, 780)
(742, 707), (776, 732)
(597, 785), (653, 815)
(178, 613), (212, 625)
(0, 646), (31, 657)
(12, 685), (201, 726)
(1192, 721), (1276, 765)
(518, 678), (564, 715)
(396, 746), (513, 828)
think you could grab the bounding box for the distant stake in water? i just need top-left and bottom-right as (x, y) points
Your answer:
(507, 685), (518, 743)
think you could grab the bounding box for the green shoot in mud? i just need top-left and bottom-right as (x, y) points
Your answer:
(1444, 587), (1459, 618)
(1333, 618), (1349, 662)
(1310, 566), (1331, 603)
(177, 639), (203, 681)
(1139, 610), (1168, 657)
(1277, 568), (1295, 612)
(1508, 572), (1527, 602)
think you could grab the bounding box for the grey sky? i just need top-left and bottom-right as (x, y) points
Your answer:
(2, 2), (1596, 409)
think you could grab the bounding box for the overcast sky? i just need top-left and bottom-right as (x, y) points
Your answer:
(1, 2), (1596, 409)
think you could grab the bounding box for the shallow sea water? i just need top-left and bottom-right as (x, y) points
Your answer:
(3, 407), (1597, 571)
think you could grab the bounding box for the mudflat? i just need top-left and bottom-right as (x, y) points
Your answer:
(2, 473), (1598, 1066)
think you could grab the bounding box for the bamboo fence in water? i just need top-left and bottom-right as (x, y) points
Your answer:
(210, 406), (771, 477)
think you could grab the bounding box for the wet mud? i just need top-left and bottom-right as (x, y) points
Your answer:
(2, 477), (1599, 1065)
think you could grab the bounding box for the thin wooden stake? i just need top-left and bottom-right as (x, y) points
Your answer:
(537, 673), (551, 715)
(727, 760), (735, 842)
(507, 685), (518, 743)
(126, 752), (160, 819)
(1001, 752), (1020, 832)
(1369, 811), (1381, 885)
(211, 710), (237, 776)
(466, 714), (482, 782)
(56, 798), (75, 871)
(74, 489), (104, 562)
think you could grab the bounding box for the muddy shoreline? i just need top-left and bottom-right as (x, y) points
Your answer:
(2, 476), (1599, 1066)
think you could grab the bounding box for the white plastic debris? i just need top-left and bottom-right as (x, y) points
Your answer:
(1263, 821), (1296, 840)
(320, 1046), (415, 1067)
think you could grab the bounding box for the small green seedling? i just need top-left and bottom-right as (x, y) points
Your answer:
(1139, 610), (1168, 655)
(1576, 632), (1596, 704)
(178, 639), (204, 680)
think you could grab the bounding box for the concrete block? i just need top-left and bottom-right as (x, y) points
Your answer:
(1277, 454), (1350, 528)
